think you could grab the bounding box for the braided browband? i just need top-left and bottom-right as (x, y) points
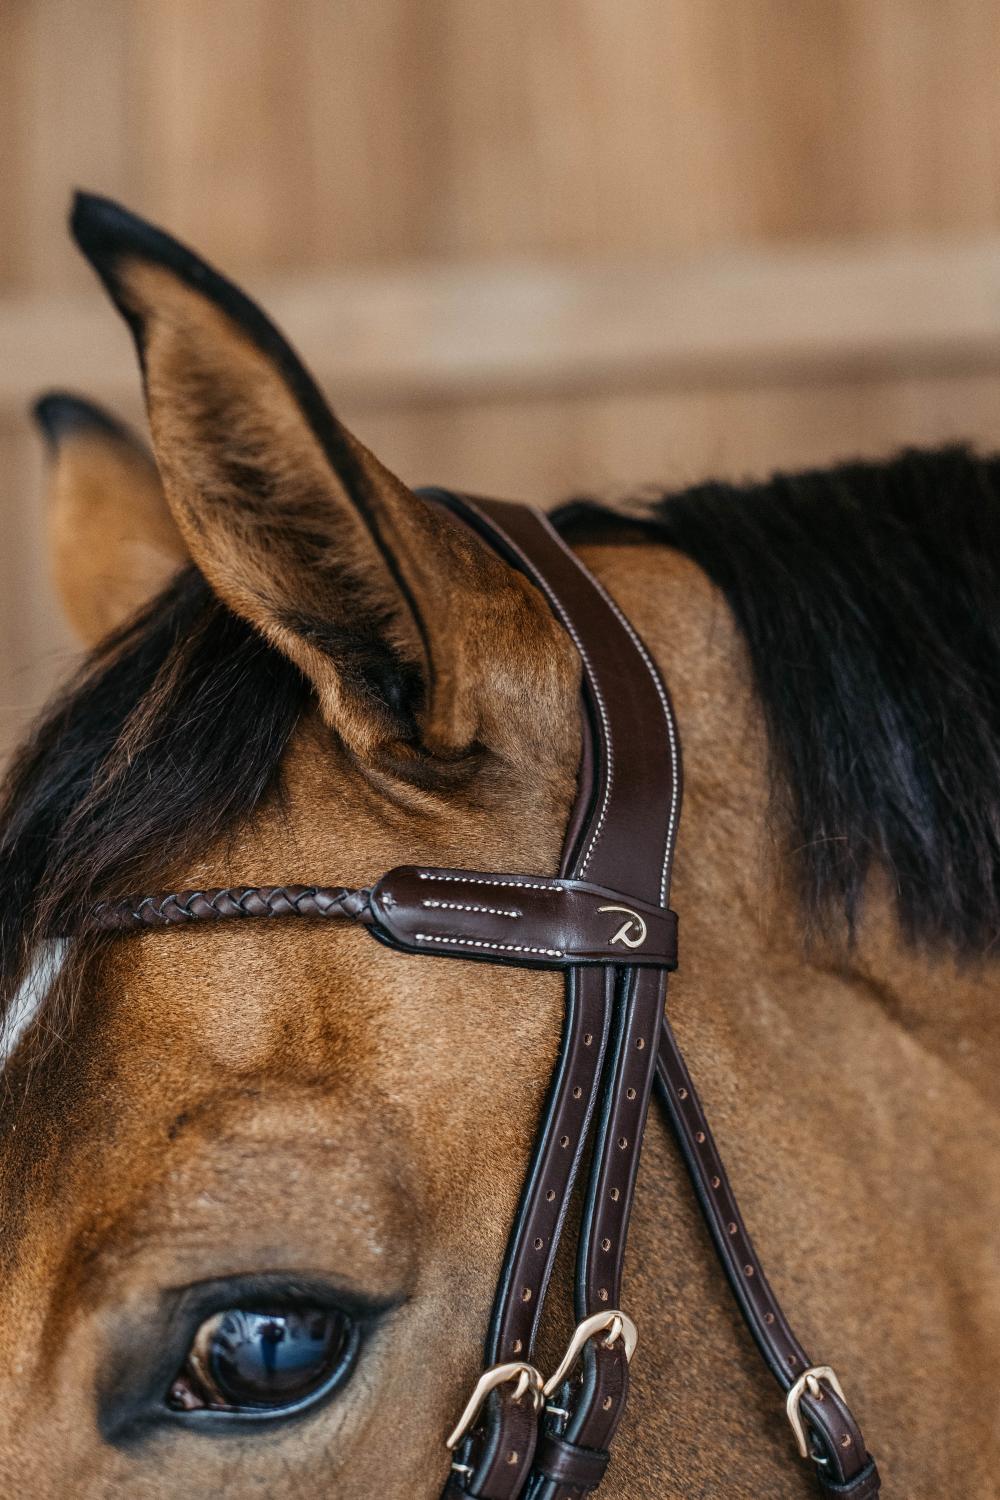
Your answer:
(79, 866), (680, 972)
(87, 884), (372, 931)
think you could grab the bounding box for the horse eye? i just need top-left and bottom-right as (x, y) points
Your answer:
(167, 1304), (356, 1416)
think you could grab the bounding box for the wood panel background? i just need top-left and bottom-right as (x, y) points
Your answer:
(2, 0), (1000, 746)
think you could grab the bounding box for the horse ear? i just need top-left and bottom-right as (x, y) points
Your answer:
(70, 193), (577, 768)
(32, 393), (187, 646)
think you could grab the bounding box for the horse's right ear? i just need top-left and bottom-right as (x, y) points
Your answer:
(69, 193), (579, 772)
(32, 393), (187, 646)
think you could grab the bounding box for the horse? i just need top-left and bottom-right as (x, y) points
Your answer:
(0, 191), (997, 1499)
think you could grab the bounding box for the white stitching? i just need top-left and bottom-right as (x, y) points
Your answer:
(594, 588), (681, 906)
(422, 899), (520, 919)
(417, 873), (563, 892)
(542, 524), (680, 906)
(490, 538), (615, 880)
(414, 933), (563, 959)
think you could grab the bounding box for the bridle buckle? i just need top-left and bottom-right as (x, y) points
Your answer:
(785, 1364), (847, 1460)
(446, 1360), (544, 1452)
(542, 1309), (638, 1399)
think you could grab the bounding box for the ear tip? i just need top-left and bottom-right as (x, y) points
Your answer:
(71, 190), (177, 288)
(69, 191), (239, 325)
(71, 191), (134, 273)
(32, 390), (134, 450)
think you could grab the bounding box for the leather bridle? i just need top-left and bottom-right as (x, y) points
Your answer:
(77, 494), (881, 1498)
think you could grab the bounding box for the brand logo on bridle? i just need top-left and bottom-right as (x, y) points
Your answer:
(598, 904), (647, 950)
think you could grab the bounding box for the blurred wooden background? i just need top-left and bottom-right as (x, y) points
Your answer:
(2, 0), (1000, 745)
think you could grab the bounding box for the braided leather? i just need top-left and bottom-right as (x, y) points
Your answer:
(85, 884), (372, 932)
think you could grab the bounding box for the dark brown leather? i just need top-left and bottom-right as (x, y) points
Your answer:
(83, 869), (679, 969)
(533, 1343), (629, 1500)
(367, 866), (678, 968)
(432, 495), (680, 1500)
(533, 1433), (610, 1489)
(472, 965), (616, 1360)
(457, 1388), (541, 1500)
(817, 1459), (882, 1498)
(85, 884), (370, 930)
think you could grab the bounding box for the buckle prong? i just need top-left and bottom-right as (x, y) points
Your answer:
(542, 1310), (638, 1399)
(445, 1361), (544, 1451)
(785, 1364), (847, 1460)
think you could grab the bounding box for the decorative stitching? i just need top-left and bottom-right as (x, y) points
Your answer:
(422, 900), (520, 919)
(414, 933), (563, 958)
(590, 584), (681, 906)
(417, 873), (563, 892)
(545, 525), (681, 896)
(500, 530), (616, 880)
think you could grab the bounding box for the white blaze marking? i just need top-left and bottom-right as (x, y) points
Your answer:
(0, 941), (68, 1068)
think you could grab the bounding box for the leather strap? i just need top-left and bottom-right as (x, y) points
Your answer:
(430, 494), (681, 1500)
(533, 1433), (610, 1489)
(86, 884), (370, 930)
(82, 867), (679, 968)
(655, 1014), (879, 1492)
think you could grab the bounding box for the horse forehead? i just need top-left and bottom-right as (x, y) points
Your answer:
(110, 920), (386, 1075)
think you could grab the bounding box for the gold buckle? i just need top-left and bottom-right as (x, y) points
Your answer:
(542, 1310), (638, 1399)
(785, 1365), (847, 1460)
(445, 1361), (544, 1451)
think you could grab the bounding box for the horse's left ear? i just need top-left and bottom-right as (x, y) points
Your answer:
(32, 394), (188, 646)
(70, 192), (578, 769)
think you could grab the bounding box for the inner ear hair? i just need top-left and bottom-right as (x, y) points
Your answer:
(71, 193), (580, 772)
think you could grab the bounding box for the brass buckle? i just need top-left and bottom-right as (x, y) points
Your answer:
(542, 1309), (638, 1399)
(785, 1364), (847, 1460)
(445, 1361), (544, 1451)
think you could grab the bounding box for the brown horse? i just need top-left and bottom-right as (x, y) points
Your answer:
(1, 194), (997, 1498)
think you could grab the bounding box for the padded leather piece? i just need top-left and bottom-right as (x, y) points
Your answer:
(530, 1344), (629, 1500)
(368, 866), (678, 969)
(464, 1388), (541, 1500)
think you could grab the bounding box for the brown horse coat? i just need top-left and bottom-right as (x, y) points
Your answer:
(1, 196), (997, 1498)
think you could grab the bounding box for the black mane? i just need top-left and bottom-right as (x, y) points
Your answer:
(2, 444), (999, 1038)
(557, 444), (1000, 953)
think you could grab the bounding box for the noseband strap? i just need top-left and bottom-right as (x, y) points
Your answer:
(79, 491), (879, 1498)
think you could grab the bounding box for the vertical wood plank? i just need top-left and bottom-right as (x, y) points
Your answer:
(12, 0), (135, 292)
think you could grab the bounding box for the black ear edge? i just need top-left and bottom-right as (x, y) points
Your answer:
(68, 192), (433, 678)
(32, 391), (147, 455)
(69, 191), (355, 481)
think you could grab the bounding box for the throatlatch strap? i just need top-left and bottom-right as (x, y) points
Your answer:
(654, 1019), (879, 1493)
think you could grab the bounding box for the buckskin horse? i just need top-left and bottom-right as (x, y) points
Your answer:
(0, 194), (996, 1499)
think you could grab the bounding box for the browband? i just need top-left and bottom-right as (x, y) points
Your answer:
(77, 493), (879, 1498)
(87, 868), (679, 969)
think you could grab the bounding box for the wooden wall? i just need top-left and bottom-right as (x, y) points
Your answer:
(2, 0), (1000, 743)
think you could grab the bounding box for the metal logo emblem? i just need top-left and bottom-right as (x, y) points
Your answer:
(598, 904), (647, 950)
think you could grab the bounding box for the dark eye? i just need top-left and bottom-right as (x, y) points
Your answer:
(167, 1304), (357, 1416)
